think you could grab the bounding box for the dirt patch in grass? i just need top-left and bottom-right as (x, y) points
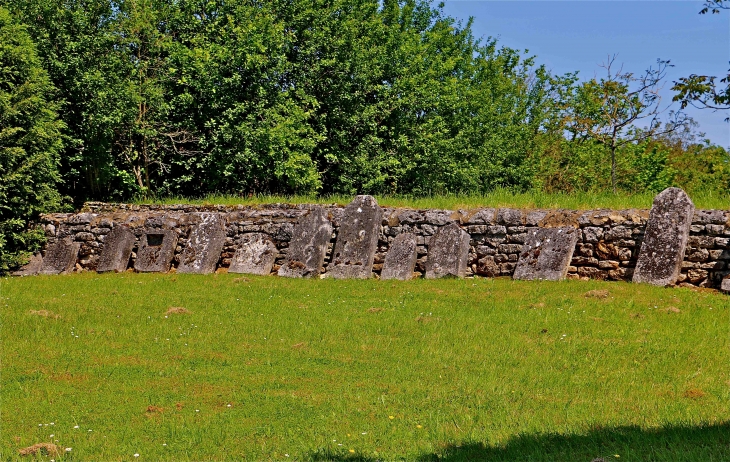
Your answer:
(166, 306), (191, 315)
(233, 277), (250, 283)
(291, 342), (307, 349)
(28, 310), (60, 319)
(684, 388), (706, 399)
(367, 307), (385, 313)
(18, 443), (59, 456)
(663, 306), (681, 314)
(584, 290), (609, 299)
(146, 405), (164, 414)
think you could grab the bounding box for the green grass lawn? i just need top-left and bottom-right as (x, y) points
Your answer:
(132, 189), (730, 211)
(2, 274), (729, 461)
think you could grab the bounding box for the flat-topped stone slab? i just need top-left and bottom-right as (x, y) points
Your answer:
(178, 213), (226, 274)
(39, 237), (80, 275)
(633, 187), (695, 286)
(278, 207), (332, 278)
(513, 227), (580, 281)
(13, 252), (44, 276)
(229, 233), (277, 275)
(328, 195), (382, 279)
(425, 223), (470, 279)
(96, 226), (135, 273)
(134, 229), (176, 272)
(381, 233), (417, 280)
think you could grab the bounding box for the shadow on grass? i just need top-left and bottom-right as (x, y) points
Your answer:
(309, 422), (730, 461)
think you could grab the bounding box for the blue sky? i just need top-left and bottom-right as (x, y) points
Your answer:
(441, 1), (730, 147)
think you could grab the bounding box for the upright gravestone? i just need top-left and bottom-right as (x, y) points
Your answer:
(178, 213), (227, 274)
(328, 195), (382, 279)
(134, 229), (177, 272)
(425, 222), (470, 279)
(229, 233), (277, 275)
(381, 233), (417, 280)
(633, 187), (695, 286)
(278, 207), (332, 278)
(513, 227), (579, 281)
(96, 226), (135, 273)
(39, 237), (80, 275)
(13, 252), (44, 276)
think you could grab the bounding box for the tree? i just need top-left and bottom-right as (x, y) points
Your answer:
(561, 56), (690, 193)
(0, 7), (64, 272)
(672, 0), (729, 120)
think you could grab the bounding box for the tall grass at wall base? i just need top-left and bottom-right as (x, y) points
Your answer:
(2, 273), (729, 460)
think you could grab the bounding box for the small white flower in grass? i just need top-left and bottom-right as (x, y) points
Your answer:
(88, 429), (92, 432)
(39, 424), (42, 427)
(50, 422), (54, 425)
(73, 425), (79, 429)
(134, 453), (140, 457)
(163, 444), (167, 446)
(65, 448), (72, 452)
(285, 454), (289, 457)
(50, 434), (54, 438)
(195, 409), (200, 412)
(227, 404), (232, 408)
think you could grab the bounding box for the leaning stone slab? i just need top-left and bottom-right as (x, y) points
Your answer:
(96, 226), (135, 273)
(13, 252), (44, 276)
(278, 207), (332, 278)
(134, 229), (177, 273)
(229, 233), (277, 275)
(425, 223), (470, 279)
(381, 233), (417, 280)
(721, 276), (730, 293)
(39, 237), (80, 275)
(328, 195), (382, 279)
(513, 227), (580, 281)
(178, 213), (226, 274)
(633, 188), (695, 286)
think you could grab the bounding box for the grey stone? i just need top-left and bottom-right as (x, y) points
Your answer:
(460, 208), (496, 225)
(633, 188), (695, 286)
(96, 226), (135, 273)
(693, 209), (726, 225)
(721, 276), (730, 293)
(513, 227), (580, 281)
(328, 195), (382, 279)
(497, 208), (523, 226)
(425, 223), (470, 279)
(12, 252), (43, 276)
(134, 229), (177, 272)
(177, 213), (226, 274)
(278, 207), (332, 278)
(67, 213), (95, 225)
(229, 233), (277, 275)
(381, 233), (417, 280)
(39, 237), (80, 275)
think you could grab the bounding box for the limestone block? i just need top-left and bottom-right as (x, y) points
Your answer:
(633, 188), (695, 286)
(721, 276), (730, 293)
(229, 233), (277, 275)
(425, 223), (470, 279)
(39, 237), (80, 275)
(278, 207), (332, 278)
(381, 233), (417, 280)
(178, 213), (226, 274)
(96, 226), (135, 273)
(12, 252), (43, 276)
(134, 229), (176, 272)
(328, 195), (382, 279)
(513, 227), (580, 281)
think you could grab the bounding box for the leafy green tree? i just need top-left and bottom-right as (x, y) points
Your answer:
(0, 7), (63, 272)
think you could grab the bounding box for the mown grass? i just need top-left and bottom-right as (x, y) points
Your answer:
(132, 189), (730, 211)
(1, 274), (729, 461)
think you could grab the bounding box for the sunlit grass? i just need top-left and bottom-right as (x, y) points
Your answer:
(131, 189), (730, 211)
(2, 273), (729, 460)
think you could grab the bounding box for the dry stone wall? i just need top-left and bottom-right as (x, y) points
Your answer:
(25, 196), (730, 290)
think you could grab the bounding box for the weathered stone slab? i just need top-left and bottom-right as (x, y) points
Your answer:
(39, 237), (80, 275)
(178, 213), (226, 274)
(134, 229), (176, 273)
(229, 233), (277, 275)
(381, 233), (417, 280)
(12, 252), (44, 276)
(513, 227), (580, 281)
(278, 207), (332, 278)
(96, 226), (135, 273)
(328, 195), (382, 279)
(633, 188), (695, 286)
(721, 276), (730, 293)
(425, 223), (470, 279)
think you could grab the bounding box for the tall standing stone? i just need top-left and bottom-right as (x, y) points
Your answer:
(278, 207), (332, 278)
(38, 237), (80, 275)
(425, 223), (470, 279)
(13, 252), (44, 276)
(178, 213), (227, 274)
(229, 233), (277, 275)
(381, 233), (417, 280)
(96, 226), (135, 273)
(328, 195), (382, 279)
(513, 227), (579, 281)
(633, 187), (695, 286)
(134, 229), (177, 272)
